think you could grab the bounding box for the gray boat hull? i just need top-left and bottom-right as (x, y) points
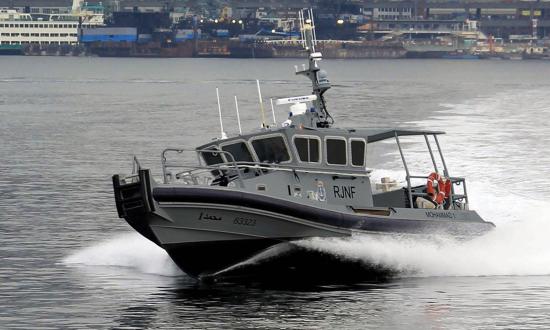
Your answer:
(113, 169), (495, 280)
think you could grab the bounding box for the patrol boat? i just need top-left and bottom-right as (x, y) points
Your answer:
(112, 12), (494, 280)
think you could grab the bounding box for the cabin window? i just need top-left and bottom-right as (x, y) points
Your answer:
(294, 136), (320, 163)
(326, 138), (347, 165)
(200, 147), (224, 165)
(221, 142), (254, 163)
(351, 140), (366, 167)
(251, 136), (290, 163)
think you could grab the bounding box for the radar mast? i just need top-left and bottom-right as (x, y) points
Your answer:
(295, 9), (333, 128)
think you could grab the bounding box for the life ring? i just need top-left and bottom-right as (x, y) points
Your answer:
(426, 172), (451, 206)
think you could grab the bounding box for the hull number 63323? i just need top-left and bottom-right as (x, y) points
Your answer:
(233, 217), (257, 226)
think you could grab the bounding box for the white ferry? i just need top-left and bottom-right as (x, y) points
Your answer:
(0, 2), (103, 47)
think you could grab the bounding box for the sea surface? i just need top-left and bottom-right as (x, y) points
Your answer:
(1, 56), (550, 329)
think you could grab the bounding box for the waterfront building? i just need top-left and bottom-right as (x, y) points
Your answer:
(113, 0), (166, 13)
(0, 0), (72, 15)
(231, 0), (550, 39)
(359, 1), (550, 39)
(372, 6), (412, 20)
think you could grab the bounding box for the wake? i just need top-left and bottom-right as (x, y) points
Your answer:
(297, 216), (550, 278)
(63, 232), (182, 277)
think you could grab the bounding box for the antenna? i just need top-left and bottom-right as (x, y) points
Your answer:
(298, 10), (304, 46)
(307, 9), (314, 52)
(256, 79), (267, 128)
(309, 8), (317, 49)
(270, 98), (277, 126)
(234, 95), (242, 135)
(300, 10), (306, 48)
(216, 88), (227, 139)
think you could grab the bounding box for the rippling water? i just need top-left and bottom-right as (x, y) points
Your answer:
(1, 57), (550, 329)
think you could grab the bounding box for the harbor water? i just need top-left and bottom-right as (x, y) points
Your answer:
(1, 57), (550, 329)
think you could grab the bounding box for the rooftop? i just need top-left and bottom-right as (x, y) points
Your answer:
(0, 0), (72, 7)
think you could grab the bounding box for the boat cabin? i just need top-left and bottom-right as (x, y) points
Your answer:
(161, 126), (470, 212)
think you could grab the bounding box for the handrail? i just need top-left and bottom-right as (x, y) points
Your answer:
(160, 148), (371, 188)
(205, 162), (371, 177)
(166, 161), (371, 180)
(132, 155), (141, 174)
(161, 148), (243, 185)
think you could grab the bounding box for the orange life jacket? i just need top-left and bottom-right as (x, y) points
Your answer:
(426, 172), (451, 206)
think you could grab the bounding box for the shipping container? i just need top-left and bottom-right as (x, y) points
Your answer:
(138, 34), (152, 43)
(213, 29), (229, 38)
(80, 27), (137, 42)
(175, 29), (201, 41)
